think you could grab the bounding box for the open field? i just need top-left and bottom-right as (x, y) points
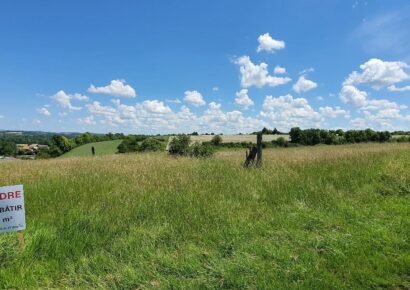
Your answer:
(0, 143), (409, 288)
(60, 140), (122, 158)
(190, 134), (290, 143)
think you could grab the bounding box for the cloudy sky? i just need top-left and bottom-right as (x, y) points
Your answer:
(1, 0), (410, 134)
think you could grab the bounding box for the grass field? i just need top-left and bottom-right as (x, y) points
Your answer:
(0, 143), (409, 288)
(60, 140), (123, 158)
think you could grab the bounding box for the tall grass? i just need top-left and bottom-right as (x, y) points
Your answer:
(0, 143), (409, 289)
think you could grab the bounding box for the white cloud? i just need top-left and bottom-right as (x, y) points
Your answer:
(235, 56), (291, 88)
(58, 112), (68, 117)
(274, 66), (286, 74)
(166, 98), (182, 104)
(319, 106), (350, 118)
(317, 96), (324, 101)
(87, 101), (125, 125)
(293, 75), (318, 93)
(339, 85), (368, 107)
(142, 100), (172, 114)
(0, 115), (4, 119)
(343, 58), (409, 89)
(72, 93), (89, 101)
(387, 84), (410, 92)
(52, 90), (82, 111)
(37, 107), (51, 116)
(184, 90), (206, 106)
(212, 86), (219, 91)
(32, 119), (41, 125)
(78, 116), (96, 125)
(88, 79), (136, 98)
(299, 68), (315, 75)
(257, 33), (285, 53)
(261, 94), (323, 131)
(235, 89), (254, 109)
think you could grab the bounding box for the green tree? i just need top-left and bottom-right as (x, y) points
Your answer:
(168, 135), (191, 155)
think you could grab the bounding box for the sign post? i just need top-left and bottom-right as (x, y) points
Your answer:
(0, 185), (26, 253)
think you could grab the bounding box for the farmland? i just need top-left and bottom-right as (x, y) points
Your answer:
(0, 143), (409, 288)
(60, 140), (122, 158)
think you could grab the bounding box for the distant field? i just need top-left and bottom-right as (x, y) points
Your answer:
(189, 134), (289, 143)
(60, 140), (122, 158)
(1, 143), (409, 288)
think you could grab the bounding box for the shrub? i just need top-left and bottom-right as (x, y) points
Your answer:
(168, 135), (191, 156)
(211, 135), (222, 146)
(137, 137), (163, 152)
(189, 142), (215, 158)
(275, 137), (288, 147)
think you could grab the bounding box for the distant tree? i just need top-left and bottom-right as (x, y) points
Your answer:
(272, 128), (280, 134)
(191, 131), (199, 136)
(137, 138), (163, 152)
(168, 135), (191, 155)
(289, 127), (303, 144)
(0, 141), (16, 156)
(211, 135), (222, 146)
(275, 137), (288, 147)
(51, 135), (74, 153)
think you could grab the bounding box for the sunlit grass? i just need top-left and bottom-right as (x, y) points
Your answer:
(0, 143), (409, 289)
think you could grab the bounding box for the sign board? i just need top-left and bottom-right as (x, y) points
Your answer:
(0, 185), (26, 233)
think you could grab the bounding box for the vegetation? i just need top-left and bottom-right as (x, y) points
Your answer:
(168, 135), (191, 156)
(117, 136), (167, 153)
(289, 127), (392, 145)
(210, 135), (222, 146)
(0, 144), (409, 288)
(60, 140), (123, 158)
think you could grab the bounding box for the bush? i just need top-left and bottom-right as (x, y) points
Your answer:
(275, 137), (288, 147)
(168, 135), (191, 156)
(189, 142), (215, 158)
(137, 137), (163, 152)
(211, 135), (222, 146)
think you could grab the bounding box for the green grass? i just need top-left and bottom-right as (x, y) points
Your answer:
(0, 143), (409, 289)
(60, 140), (123, 158)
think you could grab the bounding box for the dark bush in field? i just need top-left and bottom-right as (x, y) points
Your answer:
(189, 142), (215, 157)
(211, 135), (222, 146)
(137, 137), (163, 152)
(0, 141), (16, 156)
(275, 137), (288, 147)
(168, 135), (191, 156)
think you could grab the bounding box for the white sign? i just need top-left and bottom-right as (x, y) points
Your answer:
(0, 185), (26, 233)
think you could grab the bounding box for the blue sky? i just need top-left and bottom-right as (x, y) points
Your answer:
(1, 0), (410, 134)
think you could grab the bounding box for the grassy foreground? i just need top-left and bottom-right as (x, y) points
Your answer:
(60, 140), (122, 158)
(0, 143), (409, 289)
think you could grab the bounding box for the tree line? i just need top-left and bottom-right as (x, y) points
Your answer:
(289, 128), (394, 145)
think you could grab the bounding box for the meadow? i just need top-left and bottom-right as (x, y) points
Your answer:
(60, 140), (122, 158)
(0, 143), (409, 289)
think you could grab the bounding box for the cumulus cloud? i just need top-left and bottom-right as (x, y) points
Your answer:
(235, 56), (291, 88)
(319, 106), (350, 118)
(37, 107), (51, 116)
(339, 85), (368, 107)
(212, 86), (219, 91)
(235, 89), (254, 109)
(78, 116), (96, 125)
(52, 90), (82, 111)
(257, 33), (285, 53)
(72, 93), (89, 101)
(142, 100), (172, 114)
(261, 94), (323, 130)
(184, 90), (206, 106)
(387, 84), (410, 92)
(88, 79), (136, 98)
(343, 58), (409, 89)
(166, 98), (182, 104)
(274, 66), (286, 74)
(293, 75), (318, 93)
